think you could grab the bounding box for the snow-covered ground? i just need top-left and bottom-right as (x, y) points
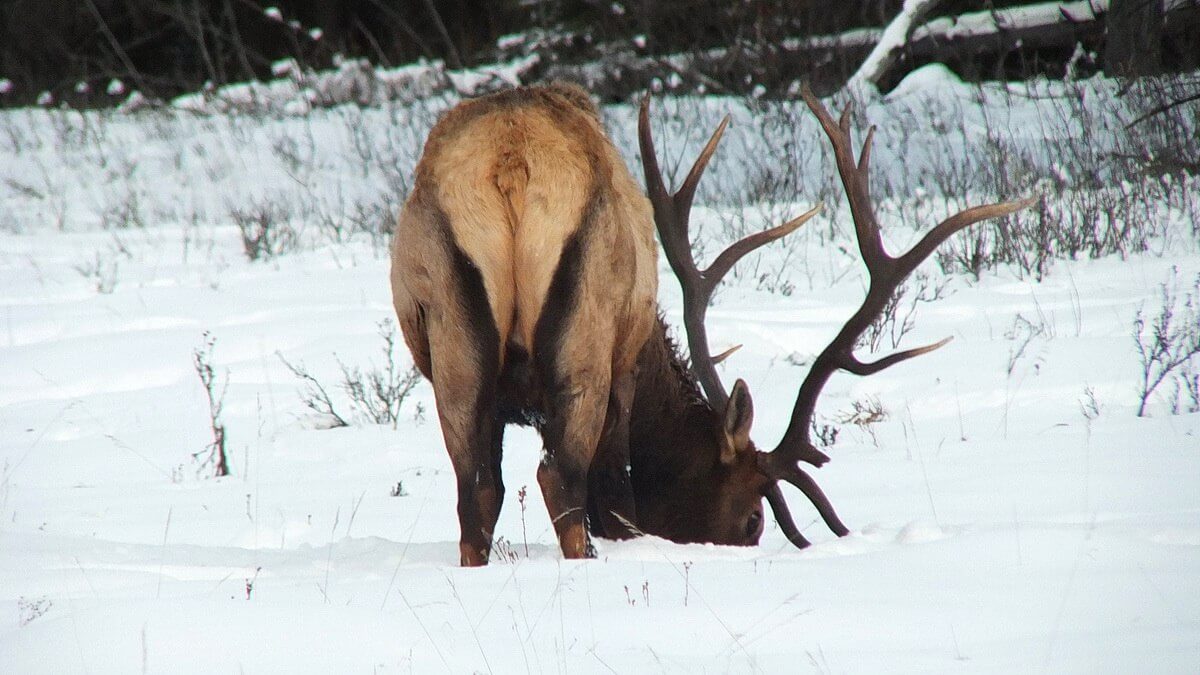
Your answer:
(1, 69), (1197, 672)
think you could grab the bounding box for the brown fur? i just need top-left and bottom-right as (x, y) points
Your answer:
(392, 84), (771, 565)
(619, 318), (770, 545)
(391, 83), (656, 565)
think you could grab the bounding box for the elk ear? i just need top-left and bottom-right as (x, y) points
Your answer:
(721, 379), (754, 465)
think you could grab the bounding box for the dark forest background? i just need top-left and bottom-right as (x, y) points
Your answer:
(1, 0), (1197, 107)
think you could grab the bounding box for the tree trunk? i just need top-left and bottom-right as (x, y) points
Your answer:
(1106, 0), (1165, 76)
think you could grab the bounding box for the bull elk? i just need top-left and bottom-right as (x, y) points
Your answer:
(391, 82), (1031, 566)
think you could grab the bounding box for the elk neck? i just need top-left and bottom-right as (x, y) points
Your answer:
(627, 315), (724, 489)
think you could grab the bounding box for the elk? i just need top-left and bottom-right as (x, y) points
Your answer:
(391, 82), (1031, 565)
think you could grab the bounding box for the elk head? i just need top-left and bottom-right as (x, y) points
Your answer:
(636, 87), (1033, 548)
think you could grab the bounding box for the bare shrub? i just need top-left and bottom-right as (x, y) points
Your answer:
(72, 252), (119, 294)
(699, 78), (1195, 287)
(270, 128), (315, 180)
(337, 320), (422, 428)
(278, 320), (422, 429)
(1005, 313), (1051, 377)
(836, 395), (889, 447)
(517, 485), (530, 556)
(810, 419), (839, 449)
(310, 189), (399, 250)
(276, 353), (350, 429)
(929, 75), (1198, 280)
(17, 596), (52, 626)
(230, 198), (299, 262)
(1121, 75), (1200, 179)
(100, 187), (145, 230)
(1080, 384), (1103, 443)
(489, 536), (521, 564)
(861, 271), (949, 353)
(1134, 267), (1200, 417)
(1174, 359), (1200, 415)
(193, 332), (230, 477)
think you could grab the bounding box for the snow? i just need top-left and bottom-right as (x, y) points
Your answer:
(886, 62), (962, 99)
(1, 69), (1198, 672)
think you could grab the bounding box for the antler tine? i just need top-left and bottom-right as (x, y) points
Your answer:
(804, 88), (887, 272)
(843, 336), (953, 376)
(764, 484), (811, 549)
(765, 84), (1035, 490)
(638, 96), (819, 407)
(896, 197), (1038, 280)
(710, 343), (743, 365)
(638, 96), (700, 287)
(706, 203), (823, 288)
(760, 457), (850, 538)
(676, 115), (730, 225)
(858, 126), (875, 175)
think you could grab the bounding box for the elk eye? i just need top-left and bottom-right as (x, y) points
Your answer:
(746, 510), (762, 538)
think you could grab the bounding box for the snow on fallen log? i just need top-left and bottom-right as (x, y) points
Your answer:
(846, 0), (945, 93)
(914, 0), (1110, 44)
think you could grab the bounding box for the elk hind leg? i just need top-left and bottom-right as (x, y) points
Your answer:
(425, 248), (506, 567)
(531, 231), (617, 558)
(537, 367), (611, 558)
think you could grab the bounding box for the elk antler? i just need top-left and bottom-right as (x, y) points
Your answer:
(755, 85), (1036, 546)
(637, 96), (821, 408)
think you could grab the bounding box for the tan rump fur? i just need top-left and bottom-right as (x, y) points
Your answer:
(397, 83), (654, 364)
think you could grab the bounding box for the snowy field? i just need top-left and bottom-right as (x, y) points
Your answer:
(1, 67), (1198, 672)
